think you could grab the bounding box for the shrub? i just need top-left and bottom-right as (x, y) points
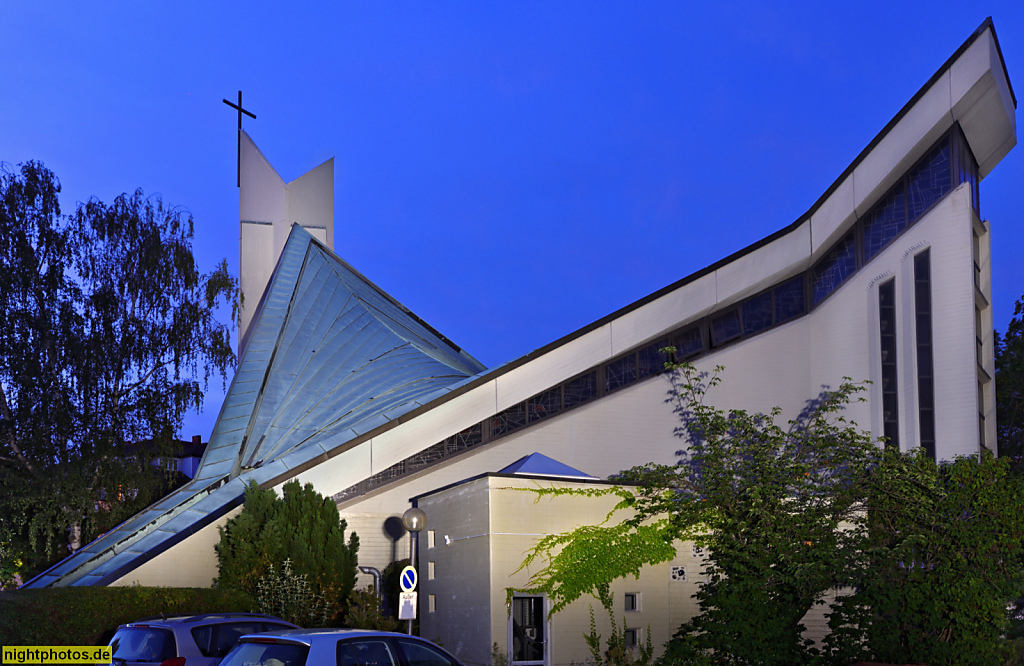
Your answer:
(0, 586), (254, 645)
(254, 559), (332, 627)
(343, 585), (400, 631)
(215, 480), (359, 622)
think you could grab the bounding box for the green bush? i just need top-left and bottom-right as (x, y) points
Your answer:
(255, 559), (332, 628)
(826, 448), (1024, 666)
(343, 585), (400, 632)
(215, 480), (359, 623)
(0, 586), (254, 645)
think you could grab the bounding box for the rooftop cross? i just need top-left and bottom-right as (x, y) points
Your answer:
(222, 90), (257, 187)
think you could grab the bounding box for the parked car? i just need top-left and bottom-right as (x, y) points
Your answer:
(218, 628), (465, 666)
(107, 613), (300, 666)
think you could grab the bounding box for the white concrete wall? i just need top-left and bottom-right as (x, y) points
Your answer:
(416, 476), (707, 666)
(418, 480), (493, 662)
(238, 131), (335, 343)
(108, 507), (241, 588)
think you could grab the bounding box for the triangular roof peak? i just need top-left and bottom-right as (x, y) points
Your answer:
(498, 453), (599, 480)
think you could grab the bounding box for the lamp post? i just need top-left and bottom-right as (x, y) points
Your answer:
(401, 507), (427, 635)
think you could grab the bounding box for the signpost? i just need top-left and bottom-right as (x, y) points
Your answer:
(401, 508), (426, 635)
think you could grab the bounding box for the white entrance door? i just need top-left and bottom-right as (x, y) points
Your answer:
(509, 595), (547, 666)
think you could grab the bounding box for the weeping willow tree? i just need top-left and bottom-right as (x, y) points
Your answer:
(0, 161), (237, 578)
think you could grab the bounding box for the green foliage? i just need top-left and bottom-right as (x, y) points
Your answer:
(512, 487), (680, 615)
(515, 362), (878, 665)
(582, 588), (654, 666)
(255, 558), (332, 628)
(343, 585), (401, 631)
(0, 586), (254, 645)
(491, 642), (509, 666)
(216, 480), (359, 623)
(826, 448), (1024, 666)
(0, 537), (22, 590)
(996, 297), (1024, 472)
(0, 161), (237, 577)
(659, 364), (878, 665)
(514, 360), (1024, 665)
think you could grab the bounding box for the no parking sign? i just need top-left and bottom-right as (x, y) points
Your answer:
(400, 565), (418, 592)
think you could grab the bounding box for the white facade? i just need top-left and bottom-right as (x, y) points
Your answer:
(238, 130), (335, 343)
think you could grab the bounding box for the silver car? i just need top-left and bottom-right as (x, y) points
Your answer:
(107, 613), (300, 666)
(218, 629), (465, 666)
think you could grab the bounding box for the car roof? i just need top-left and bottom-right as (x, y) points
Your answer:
(238, 628), (417, 646)
(123, 613), (298, 628)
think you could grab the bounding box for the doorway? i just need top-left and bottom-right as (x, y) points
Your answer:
(510, 595), (547, 666)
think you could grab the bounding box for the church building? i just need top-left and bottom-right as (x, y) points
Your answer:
(24, 18), (1016, 666)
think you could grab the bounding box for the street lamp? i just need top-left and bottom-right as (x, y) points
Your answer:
(401, 507), (427, 635)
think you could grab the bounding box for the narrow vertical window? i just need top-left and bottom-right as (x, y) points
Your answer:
(879, 279), (899, 449)
(978, 381), (986, 450)
(915, 250), (935, 459)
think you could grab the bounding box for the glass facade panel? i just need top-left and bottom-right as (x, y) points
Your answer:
(637, 340), (668, 378)
(445, 424), (482, 455)
(408, 441), (446, 471)
(812, 232), (857, 305)
(564, 371), (597, 408)
(711, 309), (741, 346)
(605, 354), (638, 392)
(774, 276), (805, 324)
(528, 386), (562, 423)
(863, 184), (907, 261)
(742, 292), (773, 335)
(907, 141), (951, 221)
(673, 327), (703, 359)
(492, 402), (527, 438)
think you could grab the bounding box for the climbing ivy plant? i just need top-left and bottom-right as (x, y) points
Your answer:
(511, 360), (1024, 665)
(513, 362), (879, 665)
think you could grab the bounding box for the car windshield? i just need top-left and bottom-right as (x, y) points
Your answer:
(220, 642), (309, 666)
(109, 627), (176, 663)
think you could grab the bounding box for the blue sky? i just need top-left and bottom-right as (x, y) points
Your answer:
(3, 3), (1022, 440)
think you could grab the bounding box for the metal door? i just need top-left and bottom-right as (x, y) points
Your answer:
(510, 595), (546, 666)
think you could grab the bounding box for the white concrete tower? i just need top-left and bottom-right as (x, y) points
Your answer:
(238, 130), (334, 347)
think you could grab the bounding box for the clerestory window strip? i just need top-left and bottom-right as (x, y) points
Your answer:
(333, 125), (978, 504)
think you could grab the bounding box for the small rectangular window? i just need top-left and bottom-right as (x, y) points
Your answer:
(672, 326), (703, 360)
(637, 340), (669, 378)
(428, 561), (435, 580)
(428, 594), (436, 613)
(812, 231), (857, 305)
(528, 386), (562, 423)
(624, 628), (639, 648)
(907, 140), (952, 221)
(711, 309), (741, 346)
(624, 592), (640, 612)
(427, 530), (435, 549)
(742, 292), (773, 335)
(563, 371), (597, 408)
(491, 402), (527, 437)
(773, 276), (805, 324)
(606, 353), (638, 392)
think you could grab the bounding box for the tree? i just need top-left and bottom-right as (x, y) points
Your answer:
(215, 480), (360, 623)
(0, 161), (236, 576)
(514, 361), (1024, 665)
(996, 297), (1024, 472)
(514, 362), (879, 665)
(826, 448), (1024, 666)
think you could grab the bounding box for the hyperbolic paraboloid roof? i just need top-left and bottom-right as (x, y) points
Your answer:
(23, 225), (486, 588)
